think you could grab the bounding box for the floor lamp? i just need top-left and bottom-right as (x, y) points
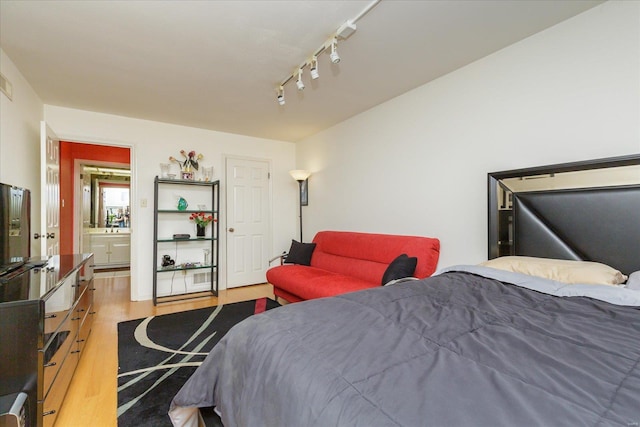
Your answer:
(289, 170), (311, 242)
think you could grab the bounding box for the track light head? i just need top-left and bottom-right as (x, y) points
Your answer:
(310, 56), (319, 80)
(274, 1), (380, 104)
(296, 68), (305, 91)
(277, 86), (285, 105)
(330, 39), (340, 64)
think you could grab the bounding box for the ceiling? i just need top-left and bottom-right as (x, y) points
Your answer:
(0, 0), (603, 142)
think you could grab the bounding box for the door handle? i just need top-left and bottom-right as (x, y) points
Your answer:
(47, 232), (55, 239)
(34, 233), (42, 239)
(228, 228), (234, 232)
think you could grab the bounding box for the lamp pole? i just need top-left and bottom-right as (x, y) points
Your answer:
(297, 180), (304, 242)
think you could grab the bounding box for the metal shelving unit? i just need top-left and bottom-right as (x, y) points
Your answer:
(152, 176), (220, 305)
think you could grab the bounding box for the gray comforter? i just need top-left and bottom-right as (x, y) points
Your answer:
(170, 267), (640, 427)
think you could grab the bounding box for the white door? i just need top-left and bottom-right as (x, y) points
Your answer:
(226, 157), (271, 288)
(79, 172), (91, 252)
(40, 122), (60, 257)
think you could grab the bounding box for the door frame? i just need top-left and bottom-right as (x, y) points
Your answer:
(73, 159), (130, 253)
(51, 134), (136, 299)
(222, 154), (273, 290)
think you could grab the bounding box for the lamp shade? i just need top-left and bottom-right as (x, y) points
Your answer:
(289, 170), (311, 181)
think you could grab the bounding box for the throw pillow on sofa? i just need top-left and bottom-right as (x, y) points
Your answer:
(381, 254), (417, 285)
(285, 240), (316, 266)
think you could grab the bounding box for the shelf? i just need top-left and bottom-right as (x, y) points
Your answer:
(155, 290), (216, 304)
(157, 209), (218, 214)
(157, 237), (217, 242)
(156, 264), (217, 273)
(153, 176), (220, 305)
(156, 178), (217, 186)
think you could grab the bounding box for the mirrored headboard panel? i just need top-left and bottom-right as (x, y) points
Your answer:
(488, 154), (640, 275)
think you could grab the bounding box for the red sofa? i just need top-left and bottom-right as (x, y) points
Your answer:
(267, 231), (440, 303)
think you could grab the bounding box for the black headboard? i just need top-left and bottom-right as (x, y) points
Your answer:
(513, 185), (640, 275)
(488, 154), (640, 275)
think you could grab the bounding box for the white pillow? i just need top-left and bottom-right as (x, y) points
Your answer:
(480, 256), (627, 286)
(626, 271), (640, 290)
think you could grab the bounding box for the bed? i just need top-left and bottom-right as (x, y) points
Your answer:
(170, 155), (640, 427)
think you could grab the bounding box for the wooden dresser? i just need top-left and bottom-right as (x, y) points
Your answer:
(0, 254), (95, 427)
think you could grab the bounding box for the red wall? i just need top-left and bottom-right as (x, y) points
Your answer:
(59, 142), (130, 255)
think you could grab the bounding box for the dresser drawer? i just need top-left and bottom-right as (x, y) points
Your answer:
(75, 279), (92, 314)
(43, 270), (79, 337)
(42, 313), (79, 397)
(43, 308), (71, 338)
(42, 349), (79, 427)
(78, 317), (92, 354)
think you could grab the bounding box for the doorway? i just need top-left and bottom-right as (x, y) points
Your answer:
(78, 164), (131, 270)
(59, 141), (131, 270)
(225, 156), (271, 288)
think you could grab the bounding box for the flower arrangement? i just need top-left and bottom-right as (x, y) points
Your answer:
(170, 150), (203, 172)
(189, 212), (216, 227)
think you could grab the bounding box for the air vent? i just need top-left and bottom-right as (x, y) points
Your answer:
(193, 272), (211, 284)
(0, 73), (13, 101)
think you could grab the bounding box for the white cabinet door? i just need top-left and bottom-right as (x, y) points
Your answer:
(109, 236), (131, 264)
(89, 235), (109, 265)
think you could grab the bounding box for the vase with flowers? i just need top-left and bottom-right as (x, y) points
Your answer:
(189, 212), (216, 237)
(170, 150), (203, 180)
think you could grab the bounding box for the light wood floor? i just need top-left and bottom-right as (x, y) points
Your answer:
(54, 272), (274, 426)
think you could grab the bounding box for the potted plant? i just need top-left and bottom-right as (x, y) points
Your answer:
(189, 212), (216, 237)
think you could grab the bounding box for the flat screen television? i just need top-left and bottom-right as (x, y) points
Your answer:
(0, 182), (31, 276)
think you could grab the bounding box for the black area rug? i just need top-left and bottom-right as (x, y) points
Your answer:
(117, 298), (280, 427)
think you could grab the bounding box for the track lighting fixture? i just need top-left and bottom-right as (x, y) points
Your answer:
(310, 56), (319, 80)
(274, 0), (380, 105)
(277, 86), (285, 106)
(296, 69), (305, 91)
(329, 39), (340, 64)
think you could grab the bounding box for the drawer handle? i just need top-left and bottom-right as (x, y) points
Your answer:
(72, 316), (81, 321)
(90, 311), (96, 315)
(71, 350), (80, 354)
(43, 410), (56, 417)
(44, 313), (57, 319)
(77, 339), (85, 343)
(89, 288), (96, 291)
(77, 308), (86, 313)
(44, 362), (57, 368)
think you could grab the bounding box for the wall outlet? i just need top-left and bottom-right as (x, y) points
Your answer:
(140, 198), (147, 208)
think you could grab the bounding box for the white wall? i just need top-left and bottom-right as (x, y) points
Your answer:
(297, 1), (640, 269)
(0, 48), (44, 256)
(44, 105), (297, 300)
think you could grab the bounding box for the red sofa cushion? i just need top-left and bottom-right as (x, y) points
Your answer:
(310, 231), (440, 282)
(268, 265), (379, 301)
(267, 231), (440, 302)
